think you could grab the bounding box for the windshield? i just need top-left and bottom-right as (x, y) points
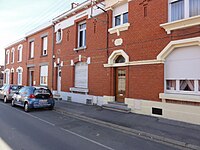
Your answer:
(33, 88), (52, 99)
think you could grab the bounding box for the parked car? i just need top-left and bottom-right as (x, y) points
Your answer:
(0, 84), (23, 103)
(12, 86), (55, 112)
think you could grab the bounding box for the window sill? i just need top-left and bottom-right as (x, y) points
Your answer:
(159, 93), (200, 103)
(56, 40), (62, 44)
(70, 87), (89, 93)
(17, 61), (22, 63)
(74, 46), (86, 51)
(160, 15), (200, 34)
(108, 23), (130, 36)
(40, 55), (48, 58)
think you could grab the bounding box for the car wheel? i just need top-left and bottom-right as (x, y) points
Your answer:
(11, 99), (15, 107)
(4, 97), (7, 103)
(24, 103), (30, 112)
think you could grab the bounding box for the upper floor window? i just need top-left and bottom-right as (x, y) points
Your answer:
(56, 29), (62, 43)
(169, 0), (200, 22)
(113, 3), (128, 27)
(42, 36), (48, 56)
(18, 44), (23, 62)
(11, 48), (15, 63)
(78, 21), (86, 48)
(6, 50), (10, 65)
(29, 41), (34, 58)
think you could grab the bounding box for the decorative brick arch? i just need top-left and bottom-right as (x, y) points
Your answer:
(16, 66), (23, 72)
(108, 50), (129, 65)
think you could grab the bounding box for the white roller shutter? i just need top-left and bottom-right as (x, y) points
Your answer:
(165, 46), (200, 79)
(40, 65), (48, 76)
(75, 62), (88, 88)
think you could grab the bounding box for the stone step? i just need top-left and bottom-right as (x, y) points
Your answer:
(53, 94), (62, 101)
(102, 103), (131, 113)
(108, 101), (128, 107)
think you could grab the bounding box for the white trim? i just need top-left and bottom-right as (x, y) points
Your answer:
(108, 50), (129, 65)
(157, 37), (200, 61)
(56, 29), (63, 44)
(159, 93), (200, 103)
(160, 15), (200, 34)
(11, 68), (14, 73)
(17, 44), (23, 62)
(16, 66), (23, 72)
(108, 23), (130, 36)
(104, 59), (164, 67)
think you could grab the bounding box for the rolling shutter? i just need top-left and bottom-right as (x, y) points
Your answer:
(165, 46), (200, 79)
(75, 62), (88, 88)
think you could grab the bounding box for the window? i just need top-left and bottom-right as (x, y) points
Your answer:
(17, 69), (22, 85)
(169, 0), (200, 22)
(56, 29), (62, 43)
(190, 0), (200, 17)
(113, 3), (128, 27)
(115, 55), (125, 63)
(75, 62), (88, 88)
(11, 48), (15, 63)
(6, 50), (10, 65)
(165, 46), (200, 94)
(78, 22), (86, 48)
(42, 36), (48, 56)
(29, 41), (34, 58)
(5, 70), (10, 84)
(40, 65), (48, 86)
(166, 80), (176, 90)
(18, 45), (23, 62)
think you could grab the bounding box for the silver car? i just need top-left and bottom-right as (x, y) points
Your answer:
(0, 84), (23, 103)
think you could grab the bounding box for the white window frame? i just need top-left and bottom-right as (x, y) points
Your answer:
(30, 41), (34, 58)
(42, 36), (48, 56)
(77, 21), (86, 48)
(40, 65), (48, 86)
(11, 48), (15, 63)
(17, 45), (23, 62)
(169, 0), (200, 22)
(56, 29), (62, 44)
(5, 70), (10, 84)
(17, 69), (22, 85)
(113, 3), (129, 27)
(6, 50), (10, 65)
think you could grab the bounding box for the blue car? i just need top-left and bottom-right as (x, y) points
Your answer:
(12, 86), (55, 112)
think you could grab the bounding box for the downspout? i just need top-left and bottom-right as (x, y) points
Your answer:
(51, 23), (55, 92)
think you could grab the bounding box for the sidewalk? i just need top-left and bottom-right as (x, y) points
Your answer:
(54, 100), (200, 149)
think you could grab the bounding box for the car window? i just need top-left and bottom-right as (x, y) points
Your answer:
(19, 87), (26, 94)
(34, 88), (51, 95)
(4, 85), (9, 91)
(0, 85), (6, 90)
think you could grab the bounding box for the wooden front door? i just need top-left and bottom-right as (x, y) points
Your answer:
(116, 68), (126, 103)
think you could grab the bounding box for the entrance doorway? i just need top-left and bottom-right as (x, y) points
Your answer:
(115, 68), (126, 103)
(29, 70), (34, 86)
(11, 72), (14, 84)
(57, 68), (61, 93)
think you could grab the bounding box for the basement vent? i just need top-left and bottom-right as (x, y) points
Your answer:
(86, 99), (92, 105)
(67, 96), (72, 102)
(152, 107), (162, 115)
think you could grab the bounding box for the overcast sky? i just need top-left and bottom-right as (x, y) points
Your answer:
(0, 0), (84, 65)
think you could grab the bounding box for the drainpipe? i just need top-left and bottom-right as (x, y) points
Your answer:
(51, 23), (55, 92)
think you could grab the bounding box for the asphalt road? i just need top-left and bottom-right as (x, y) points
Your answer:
(0, 101), (180, 150)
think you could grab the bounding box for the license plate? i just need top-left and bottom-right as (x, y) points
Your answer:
(39, 100), (47, 104)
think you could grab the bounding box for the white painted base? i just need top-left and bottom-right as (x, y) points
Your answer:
(125, 98), (200, 125)
(53, 91), (110, 106)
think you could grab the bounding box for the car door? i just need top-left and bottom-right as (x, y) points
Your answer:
(20, 88), (30, 106)
(15, 87), (25, 106)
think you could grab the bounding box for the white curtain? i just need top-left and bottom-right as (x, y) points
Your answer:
(190, 0), (200, 17)
(171, 0), (184, 21)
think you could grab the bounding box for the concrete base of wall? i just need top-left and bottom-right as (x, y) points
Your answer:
(125, 98), (200, 125)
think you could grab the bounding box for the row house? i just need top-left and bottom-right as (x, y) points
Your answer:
(4, 0), (200, 125)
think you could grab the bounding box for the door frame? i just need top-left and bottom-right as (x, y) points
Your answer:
(115, 67), (127, 103)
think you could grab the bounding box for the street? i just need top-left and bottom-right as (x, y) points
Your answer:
(0, 101), (181, 150)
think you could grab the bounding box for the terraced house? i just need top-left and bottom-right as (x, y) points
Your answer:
(4, 0), (200, 125)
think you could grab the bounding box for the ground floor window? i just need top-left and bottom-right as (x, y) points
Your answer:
(40, 65), (48, 86)
(17, 69), (22, 85)
(165, 45), (200, 94)
(75, 62), (88, 88)
(5, 71), (10, 84)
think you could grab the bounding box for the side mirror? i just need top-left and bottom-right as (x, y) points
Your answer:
(15, 92), (19, 95)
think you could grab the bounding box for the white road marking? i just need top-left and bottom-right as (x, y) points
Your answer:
(0, 137), (12, 150)
(60, 128), (115, 150)
(1, 103), (55, 127)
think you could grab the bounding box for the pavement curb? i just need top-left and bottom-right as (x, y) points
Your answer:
(54, 107), (200, 150)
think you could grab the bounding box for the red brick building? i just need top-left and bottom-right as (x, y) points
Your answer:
(4, 0), (200, 125)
